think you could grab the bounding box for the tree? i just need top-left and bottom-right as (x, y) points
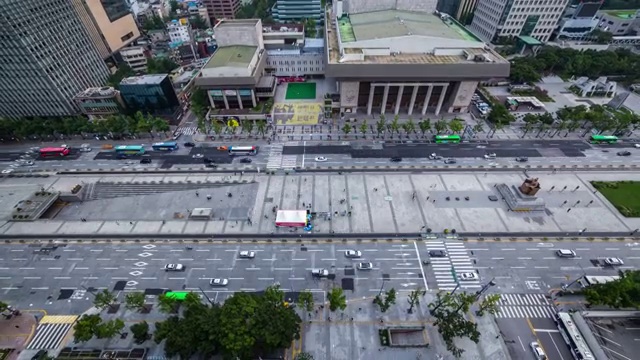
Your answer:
(434, 119), (448, 134)
(169, 0), (180, 13)
(297, 290), (315, 313)
(374, 288), (397, 313)
(359, 120), (368, 136)
(190, 14), (208, 29)
(407, 288), (426, 314)
(487, 103), (514, 126)
(0, 301), (8, 312)
(125, 292), (146, 312)
(256, 120), (266, 136)
(304, 18), (317, 38)
(522, 113), (539, 137)
(584, 270), (640, 309)
(143, 14), (166, 31)
(376, 117), (386, 136)
(327, 287), (347, 312)
(107, 64), (135, 88)
(295, 352), (315, 360)
(341, 123), (352, 135)
(476, 294), (501, 316)
(93, 289), (117, 311)
(429, 292), (481, 358)
(73, 314), (102, 343)
(130, 321), (150, 344)
(419, 119), (431, 135)
(472, 123), (484, 133)
(158, 293), (180, 313)
(390, 115), (400, 134)
(448, 118), (464, 133)
(154, 315), (204, 359)
(509, 61), (541, 84)
(147, 57), (180, 74)
(212, 121), (223, 136)
(95, 319), (125, 339)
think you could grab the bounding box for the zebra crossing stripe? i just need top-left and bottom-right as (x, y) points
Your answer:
(27, 323), (74, 350)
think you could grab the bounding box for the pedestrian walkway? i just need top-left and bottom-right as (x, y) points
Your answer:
(425, 240), (480, 291)
(178, 126), (198, 136)
(267, 144), (284, 170)
(496, 293), (556, 319)
(26, 315), (77, 350)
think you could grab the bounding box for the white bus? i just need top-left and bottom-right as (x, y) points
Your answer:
(228, 146), (258, 156)
(555, 312), (595, 360)
(579, 275), (620, 288)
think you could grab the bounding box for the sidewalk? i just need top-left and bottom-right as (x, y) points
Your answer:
(0, 313), (37, 360)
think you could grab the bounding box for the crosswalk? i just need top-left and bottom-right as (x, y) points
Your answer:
(496, 293), (556, 318)
(425, 240), (481, 291)
(27, 315), (77, 350)
(267, 144), (298, 170)
(177, 126), (198, 136)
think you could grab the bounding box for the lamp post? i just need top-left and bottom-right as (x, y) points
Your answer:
(377, 278), (388, 298)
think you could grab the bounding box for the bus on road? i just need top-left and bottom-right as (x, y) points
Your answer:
(39, 147), (70, 157)
(152, 141), (179, 151)
(114, 145), (145, 155)
(228, 146), (258, 155)
(579, 275), (620, 288)
(434, 134), (461, 143)
(589, 135), (617, 144)
(555, 312), (595, 360)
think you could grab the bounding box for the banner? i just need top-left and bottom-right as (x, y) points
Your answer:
(209, 90), (223, 96)
(239, 90), (252, 96)
(224, 90), (237, 96)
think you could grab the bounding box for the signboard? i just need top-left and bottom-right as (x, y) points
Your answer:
(224, 90), (237, 96)
(239, 90), (252, 96)
(209, 90), (223, 96)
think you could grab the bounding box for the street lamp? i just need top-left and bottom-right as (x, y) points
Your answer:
(377, 278), (388, 298)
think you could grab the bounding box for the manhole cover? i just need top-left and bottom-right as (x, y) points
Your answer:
(138, 252), (153, 257)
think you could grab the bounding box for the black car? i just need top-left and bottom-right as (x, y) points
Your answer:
(240, 158), (252, 163)
(203, 157), (215, 164)
(617, 151), (631, 156)
(444, 158), (457, 164)
(515, 157), (528, 162)
(390, 157), (402, 162)
(140, 157), (152, 164)
(205, 163), (218, 168)
(184, 142), (195, 147)
(429, 250), (447, 257)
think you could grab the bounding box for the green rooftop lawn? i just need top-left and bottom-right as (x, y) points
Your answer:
(605, 9), (638, 19)
(591, 181), (640, 217)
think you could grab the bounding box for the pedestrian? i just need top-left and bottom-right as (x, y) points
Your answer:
(207, 195), (212, 200)
(302, 202), (305, 207)
(130, 221), (133, 225)
(374, 188), (378, 192)
(195, 191), (199, 197)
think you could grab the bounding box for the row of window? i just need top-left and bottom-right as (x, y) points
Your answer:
(266, 59), (323, 65)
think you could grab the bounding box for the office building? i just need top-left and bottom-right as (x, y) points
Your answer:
(73, 87), (125, 120)
(272, 0), (323, 23)
(0, 0), (111, 119)
(120, 46), (149, 73)
(119, 75), (180, 110)
(437, 0), (479, 25)
(262, 24), (324, 76)
(71, 0), (141, 60)
(595, 9), (640, 36)
(325, 0), (509, 116)
(194, 19), (276, 110)
(202, 0), (241, 21)
(557, 1), (602, 39)
(469, 0), (570, 43)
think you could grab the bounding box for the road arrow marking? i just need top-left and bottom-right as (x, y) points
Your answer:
(401, 283), (417, 287)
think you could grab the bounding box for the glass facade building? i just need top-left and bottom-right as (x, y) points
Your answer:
(272, 0), (322, 23)
(0, 0), (111, 119)
(119, 75), (180, 110)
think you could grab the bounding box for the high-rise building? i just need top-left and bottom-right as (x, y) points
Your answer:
(272, 0), (323, 23)
(71, 0), (141, 60)
(0, 0), (111, 119)
(437, 0), (478, 25)
(469, 0), (570, 43)
(202, 0), (241, 22)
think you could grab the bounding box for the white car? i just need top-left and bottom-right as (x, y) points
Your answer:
(530, 341), (547, 360)
(210, 278), (229, 286)
(1, 169), (13, 174)
(311, 268), (329, 277)
(556, 249), (577, 258)
(604, 257), (624, 266)
(635, 144), (640, 148)
(192, 153), (204, 159)
(239, 251), (255, 259)
(315, 157), (328, 162)
(483, 153), (496, 159)
(357, 262), (373, 270)
(459, 272), (479, 281)
(19, 161), (34, 166)
(345, 250), (362, 258)
(164, 264), (185, 272)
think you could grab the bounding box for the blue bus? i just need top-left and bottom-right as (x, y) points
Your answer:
(152, 141), (179, 151)
(114, 145), (145, 155)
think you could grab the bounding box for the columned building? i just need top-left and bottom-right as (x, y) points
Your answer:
(325, 0), (510, 116)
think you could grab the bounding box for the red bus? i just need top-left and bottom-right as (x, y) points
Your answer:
(39, 147), (70, 157)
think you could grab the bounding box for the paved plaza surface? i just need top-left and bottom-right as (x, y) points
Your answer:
(1, 171), (640, 236)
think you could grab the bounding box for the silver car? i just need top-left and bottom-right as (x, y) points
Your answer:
(210, 278), (228, 286)
(344, 250), (362, 258)
(239, 251), (255, 259)
(357, 262), (373, 270)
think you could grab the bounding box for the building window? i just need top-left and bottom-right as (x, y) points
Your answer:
(100, 0), (130, 22)
(121, 32), (134, 42)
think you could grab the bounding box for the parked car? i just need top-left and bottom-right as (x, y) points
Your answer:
(205, 163), (218, 168)
(164, 264), (185, 271)
(483, 153), (496, 159)
(428, 153), (443, 160)
(140, 157), (152, 164)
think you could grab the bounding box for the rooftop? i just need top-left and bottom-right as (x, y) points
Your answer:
(340, 10), (482, 43)
(604, 9), (639, 19)
(74, 87), (118, 99)
(120, 74), (168, 85)
(205, 45), (257, 69)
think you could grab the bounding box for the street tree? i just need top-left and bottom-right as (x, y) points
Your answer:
(406, 117), (416, 134)
(252, 285), (302, 354)
(327, 287), (347, 312)
(476, 294), (501, 316)
(190, 14), (208, 29)
(374, 288), (397, 313)
(434, 120), (448, 134)
(124, 292), (146, 312)
(430, 293), (481, 358)
(390, 115), (400, 134)
(0, 301), (8, 312)
(215, 292), (257, 359)
(419, 119), (431, 135)
(154, 315), (205, 359)
(448, 118), (464, 133)
(297, 290), (315, 312)
(95, 319), (125, 339)
(407, 287), (426, 314)
(93, 289), (117, 312)
(341, 123), (352, 135)
(130, 321), (150, 344)
(158, 293), (180, 314)
(212, 121), (223, 136)
(295, 352), (315, 360)
(584, 270), (640, 309)
(256, 120), (266, 136)
(359, 120), (368, 136)
(73, 314), (102, 343)
(376, 118), (386, 136)
(521, 113), (539, 138)
(487, 103), (515, 126)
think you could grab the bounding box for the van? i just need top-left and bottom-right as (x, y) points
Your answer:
(556, 249), (577, 258)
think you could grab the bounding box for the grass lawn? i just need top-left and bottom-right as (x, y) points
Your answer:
(285, 82), (316, 100)
(591, 181), (640, 217)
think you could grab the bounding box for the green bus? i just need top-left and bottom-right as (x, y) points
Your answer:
(164, 291), (189, 301)
(434, 134), (461, 143)
(589, 135), (618, 144)
(114, 145), (145, 155)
